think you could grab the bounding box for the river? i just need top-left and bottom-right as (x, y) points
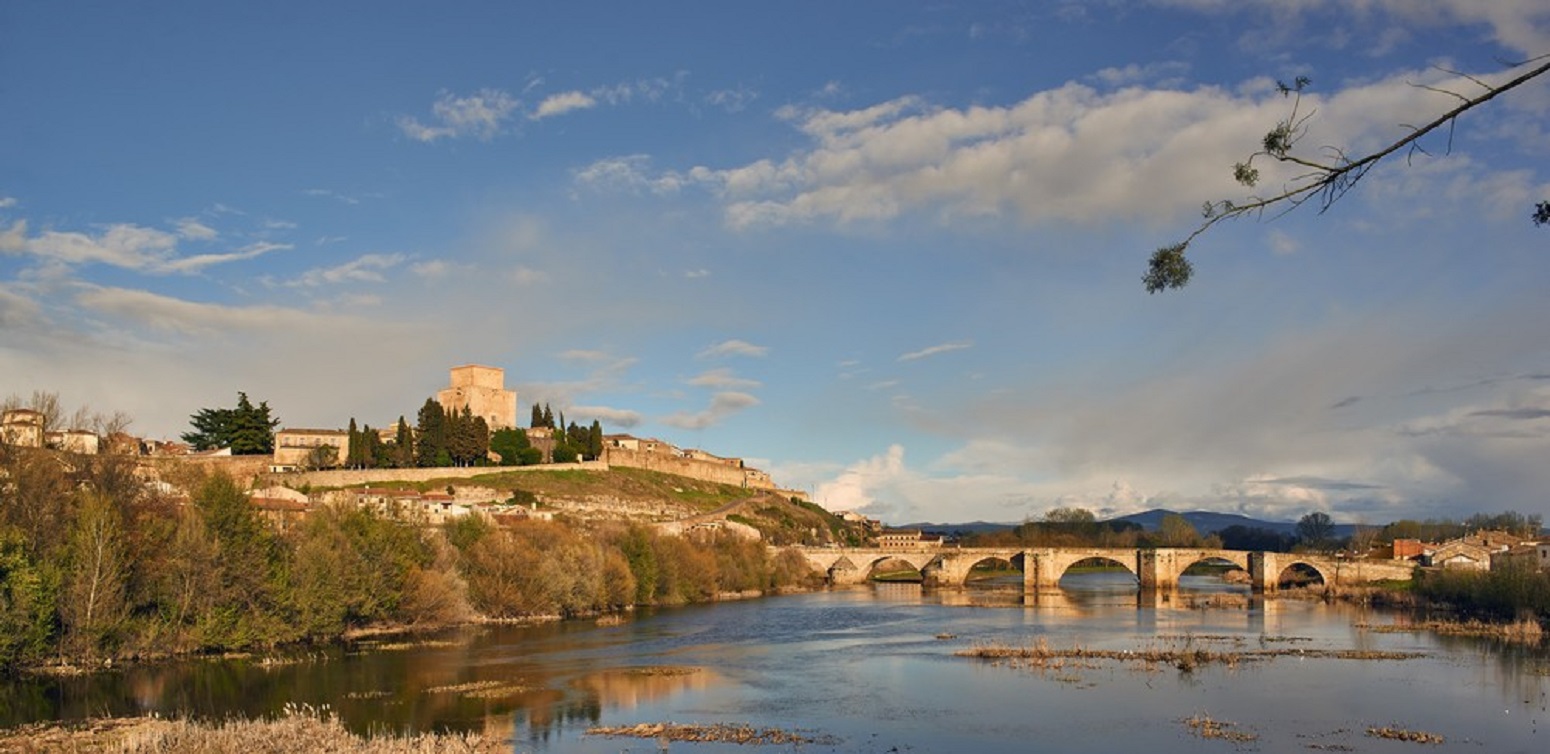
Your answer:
(3, 573), (1547, 752)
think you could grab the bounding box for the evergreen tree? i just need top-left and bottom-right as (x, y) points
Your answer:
(415, 398), (448, 467)
(530, 403), (544, 429)
(393, 417), (413, 468)
(182, 392), (278, 454)
(345, 418), (362, 467)
(541, 404), (554, 429)
(587, 420), (604, 460)
(490, 427), (532, 466)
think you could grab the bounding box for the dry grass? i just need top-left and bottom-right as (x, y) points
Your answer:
(585, 722), (838, 746)
(422, 680), (531, 699)
(1356, 617), (1544, 643)
(1366, 726), (1445, 744)
(0, 707), (505, 754)
(958, 637), (1422, 673)
(621, 665), (700, 677)
(1182, 714), (1258, 743)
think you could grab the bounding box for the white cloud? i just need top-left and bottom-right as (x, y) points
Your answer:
(684, 268), (710, 279)
(0, 284), (40, 327)
(706, 86), (759, 113)
(688, 367), (762, 390)
(160, 241), (291, 274)
(661, 391), (761, 430)
(589, 65), (1537, 235)
(398, 89), (519, 142)
(532, 91), (597, 120)
(409, 259), (462, 278)
(1090, 61), (1190, 87)
(3, 220), (285, 274)
(509, 266), (549, 285)
(0, 197), (17, 209)
(74, 286), (355, 336)
(814, 444), (913, 513)
(1267, 229), (1299, 256)
(174, 218), (218, 241)
(290, 253), (405, 287)
(898, 341), (972, 362)
(303, 188), (361, 205)
(697, 339), (769, 359)
(570, 405), (643, 428)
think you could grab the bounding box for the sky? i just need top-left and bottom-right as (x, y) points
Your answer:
(3, 1), (1549, 527)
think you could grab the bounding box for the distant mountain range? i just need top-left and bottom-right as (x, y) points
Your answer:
(903, 509), (1358, 539)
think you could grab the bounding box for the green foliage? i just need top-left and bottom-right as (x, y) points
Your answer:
(0, 530), (61, 670)
(1534, 200), (1550, 226)
(1143, 243), (1192, 293)
(61, 492), (129, 658)
(551, 442), (579, 464)
(490, 427), (532, 466)
(415, 399), (447, 467)
(182, 392), (279, 454)
(1416, 562), (1550, 622)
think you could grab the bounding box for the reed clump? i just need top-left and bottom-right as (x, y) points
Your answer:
(586, 722), (838, 746)
(0, 706), (505, 754)
(1182, 714), (1258, 742)
(1356, 617), (1543, 643)
(1366, 726), (1444, 744)
(958, 638), (1422, 673)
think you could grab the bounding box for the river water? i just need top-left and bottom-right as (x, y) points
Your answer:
(4, 573), (1548, 752)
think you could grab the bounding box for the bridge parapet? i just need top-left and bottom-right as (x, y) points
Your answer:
(793, 546), (1414, 591)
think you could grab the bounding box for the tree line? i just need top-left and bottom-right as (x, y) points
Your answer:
(180, 392), (609, 469)
(965, 507), (1544, 555)
(0, 448), (818, 673)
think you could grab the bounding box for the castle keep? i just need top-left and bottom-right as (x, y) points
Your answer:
(436, 364), (517, 430)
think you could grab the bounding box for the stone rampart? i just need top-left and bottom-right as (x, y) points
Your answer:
(265, 460), (606, 489)
(604, 447), (773, 490)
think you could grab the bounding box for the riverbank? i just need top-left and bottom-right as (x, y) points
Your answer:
(0, 708), (505, 753)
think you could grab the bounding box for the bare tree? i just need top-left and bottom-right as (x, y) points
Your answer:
(1147, 54), (1550, 293)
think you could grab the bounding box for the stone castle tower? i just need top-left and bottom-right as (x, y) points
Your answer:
(435, 364), (517, 430)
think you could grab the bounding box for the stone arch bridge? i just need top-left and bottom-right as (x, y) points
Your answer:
(797, 546), (1414, 592)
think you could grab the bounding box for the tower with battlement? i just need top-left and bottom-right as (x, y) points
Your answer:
(435, 364), (517, 430)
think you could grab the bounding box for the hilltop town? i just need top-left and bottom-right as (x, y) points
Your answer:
(2, 364), (874, 543)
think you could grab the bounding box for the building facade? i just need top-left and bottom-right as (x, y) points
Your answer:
(0, 409), (45, 448)
(272, 428), (351, 470)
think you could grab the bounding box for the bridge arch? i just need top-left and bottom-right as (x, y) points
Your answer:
(960, 554), (1024, 584)
(1056, 555), (1140, 586)
(1274, 560), (1327, 588)
(1165, 550), (1252, 590)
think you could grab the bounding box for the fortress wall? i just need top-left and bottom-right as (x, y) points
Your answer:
(604, 446), (772, 489)
(265, 460), (606, 489)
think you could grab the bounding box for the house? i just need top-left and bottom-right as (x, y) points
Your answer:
(0, 408), (45, 448)
(878, 529), (938, 550)
(249, 496), (309, 531)
(1422, 530), (1531, 570)
(272, 428), (351, 470)
(1493, 542), (1550, 572)
(1424, 540), (1494, 570)
(46, 429), (100, 455)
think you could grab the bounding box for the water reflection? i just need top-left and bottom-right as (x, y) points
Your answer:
(2, 573), (1546, 753)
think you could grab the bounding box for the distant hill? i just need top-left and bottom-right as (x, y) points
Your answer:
(1111, 509), (1356, 539)
(899, 521), (1017, 536)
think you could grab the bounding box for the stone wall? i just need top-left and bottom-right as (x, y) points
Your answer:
(603, 446), (774, 490)
(263, 460), (606, 489)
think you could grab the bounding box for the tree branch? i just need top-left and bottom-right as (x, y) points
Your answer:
(1145, 55), (1550, 293)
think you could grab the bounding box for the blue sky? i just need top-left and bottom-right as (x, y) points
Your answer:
(4, 1), (1549, 526)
